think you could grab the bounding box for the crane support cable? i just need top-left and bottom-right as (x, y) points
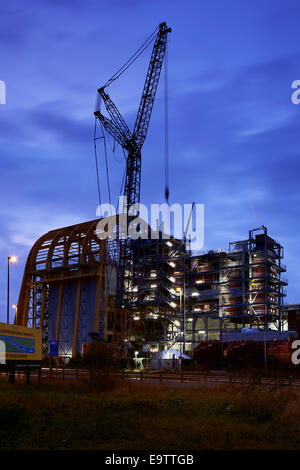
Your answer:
(184, 202), (195, 240)
(99, 122), (111, 213)
(106, 129), (124, 163)
(103, 26), (159, 89)
(164, 40), (169, 204)
(93, 22), (171, 311)
(117, 158), (127, 213)
(93, 118), (102, 211)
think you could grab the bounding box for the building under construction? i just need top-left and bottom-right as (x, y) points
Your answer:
(123, 224), (287, 354)
(15, 221), (288, 360)
(16, 220), (108, 358)
(12, 24), (292, 362)
(183, 225), (287, 349)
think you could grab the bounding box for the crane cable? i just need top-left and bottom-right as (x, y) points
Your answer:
(93, 118), (113, 216)
(99, 127), (126, 211)
(117, 158), (127, 214)
(93, 117), (102, 211)
(106, 130), (124, 163)
(93, 27), (160, 296)
(95, 25), (168, 213)
(164, 40), (169, 204)
(93, 122), (117, 296)
(100, 121), (112, 212)
(103, 26), (159, 89)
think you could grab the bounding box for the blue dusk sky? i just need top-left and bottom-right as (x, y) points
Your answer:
(0, 0), (300, 322)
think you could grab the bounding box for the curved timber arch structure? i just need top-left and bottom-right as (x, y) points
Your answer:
(16, 219), (109, 359)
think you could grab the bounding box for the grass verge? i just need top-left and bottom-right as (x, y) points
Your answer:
(0, 376), (299, 450)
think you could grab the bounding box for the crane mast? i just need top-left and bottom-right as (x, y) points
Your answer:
(94, 22), (171, 312)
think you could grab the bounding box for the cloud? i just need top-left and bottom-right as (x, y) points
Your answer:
(0, 0), (300, 307)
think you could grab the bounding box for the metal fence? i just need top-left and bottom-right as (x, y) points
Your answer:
(1, 368), (300, 387)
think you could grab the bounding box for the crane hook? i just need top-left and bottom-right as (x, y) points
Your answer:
(165, 185), (169, 204)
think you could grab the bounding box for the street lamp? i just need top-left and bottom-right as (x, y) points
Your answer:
(12, 304), (18, 323)
(134, 351), (139, 369)
(7, 256), (17, 324)
(176, 287), (183, 357)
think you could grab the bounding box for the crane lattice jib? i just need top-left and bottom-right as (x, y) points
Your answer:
(124, 22), (171, 210)
(94, 22), (171, 210)
(94, 22), (171, 311)
(95, 88), (132, 149)
(133, 22), (171, 150)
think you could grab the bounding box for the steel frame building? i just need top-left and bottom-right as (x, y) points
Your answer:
(15, 222), (287, 358)
(181, 226), (287, 351)
(127, 226), (287, 354)
(16, 219), (108, 359)
(125, 236), (186, 352)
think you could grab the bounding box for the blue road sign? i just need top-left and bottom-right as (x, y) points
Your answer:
(49, 340), (58, 357)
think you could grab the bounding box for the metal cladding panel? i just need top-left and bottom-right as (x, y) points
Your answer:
(59, 283), (77, 357)
(48, 284), (59, 345)
(48, 279), (104, 357)
(78, 279), (100, 350)
(106, 265), (117, 295)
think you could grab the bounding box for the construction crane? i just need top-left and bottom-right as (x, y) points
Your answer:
(94, 22), (171, 315)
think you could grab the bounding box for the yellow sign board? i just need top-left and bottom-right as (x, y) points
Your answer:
(0, 322), (42, 362)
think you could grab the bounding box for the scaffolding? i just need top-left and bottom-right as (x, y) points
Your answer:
(15, 221), (287, 358)
(123, 236), (186, 352)
(101, 224), (288, 354)
(183, 226), (287, 350)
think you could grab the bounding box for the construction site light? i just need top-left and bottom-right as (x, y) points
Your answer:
(191, 292), (199, 297)
(166, 241), (173, 247)
(170, 301), (177, 308)
(169, 276), (176, 283)
(169, 261), (176, 268)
